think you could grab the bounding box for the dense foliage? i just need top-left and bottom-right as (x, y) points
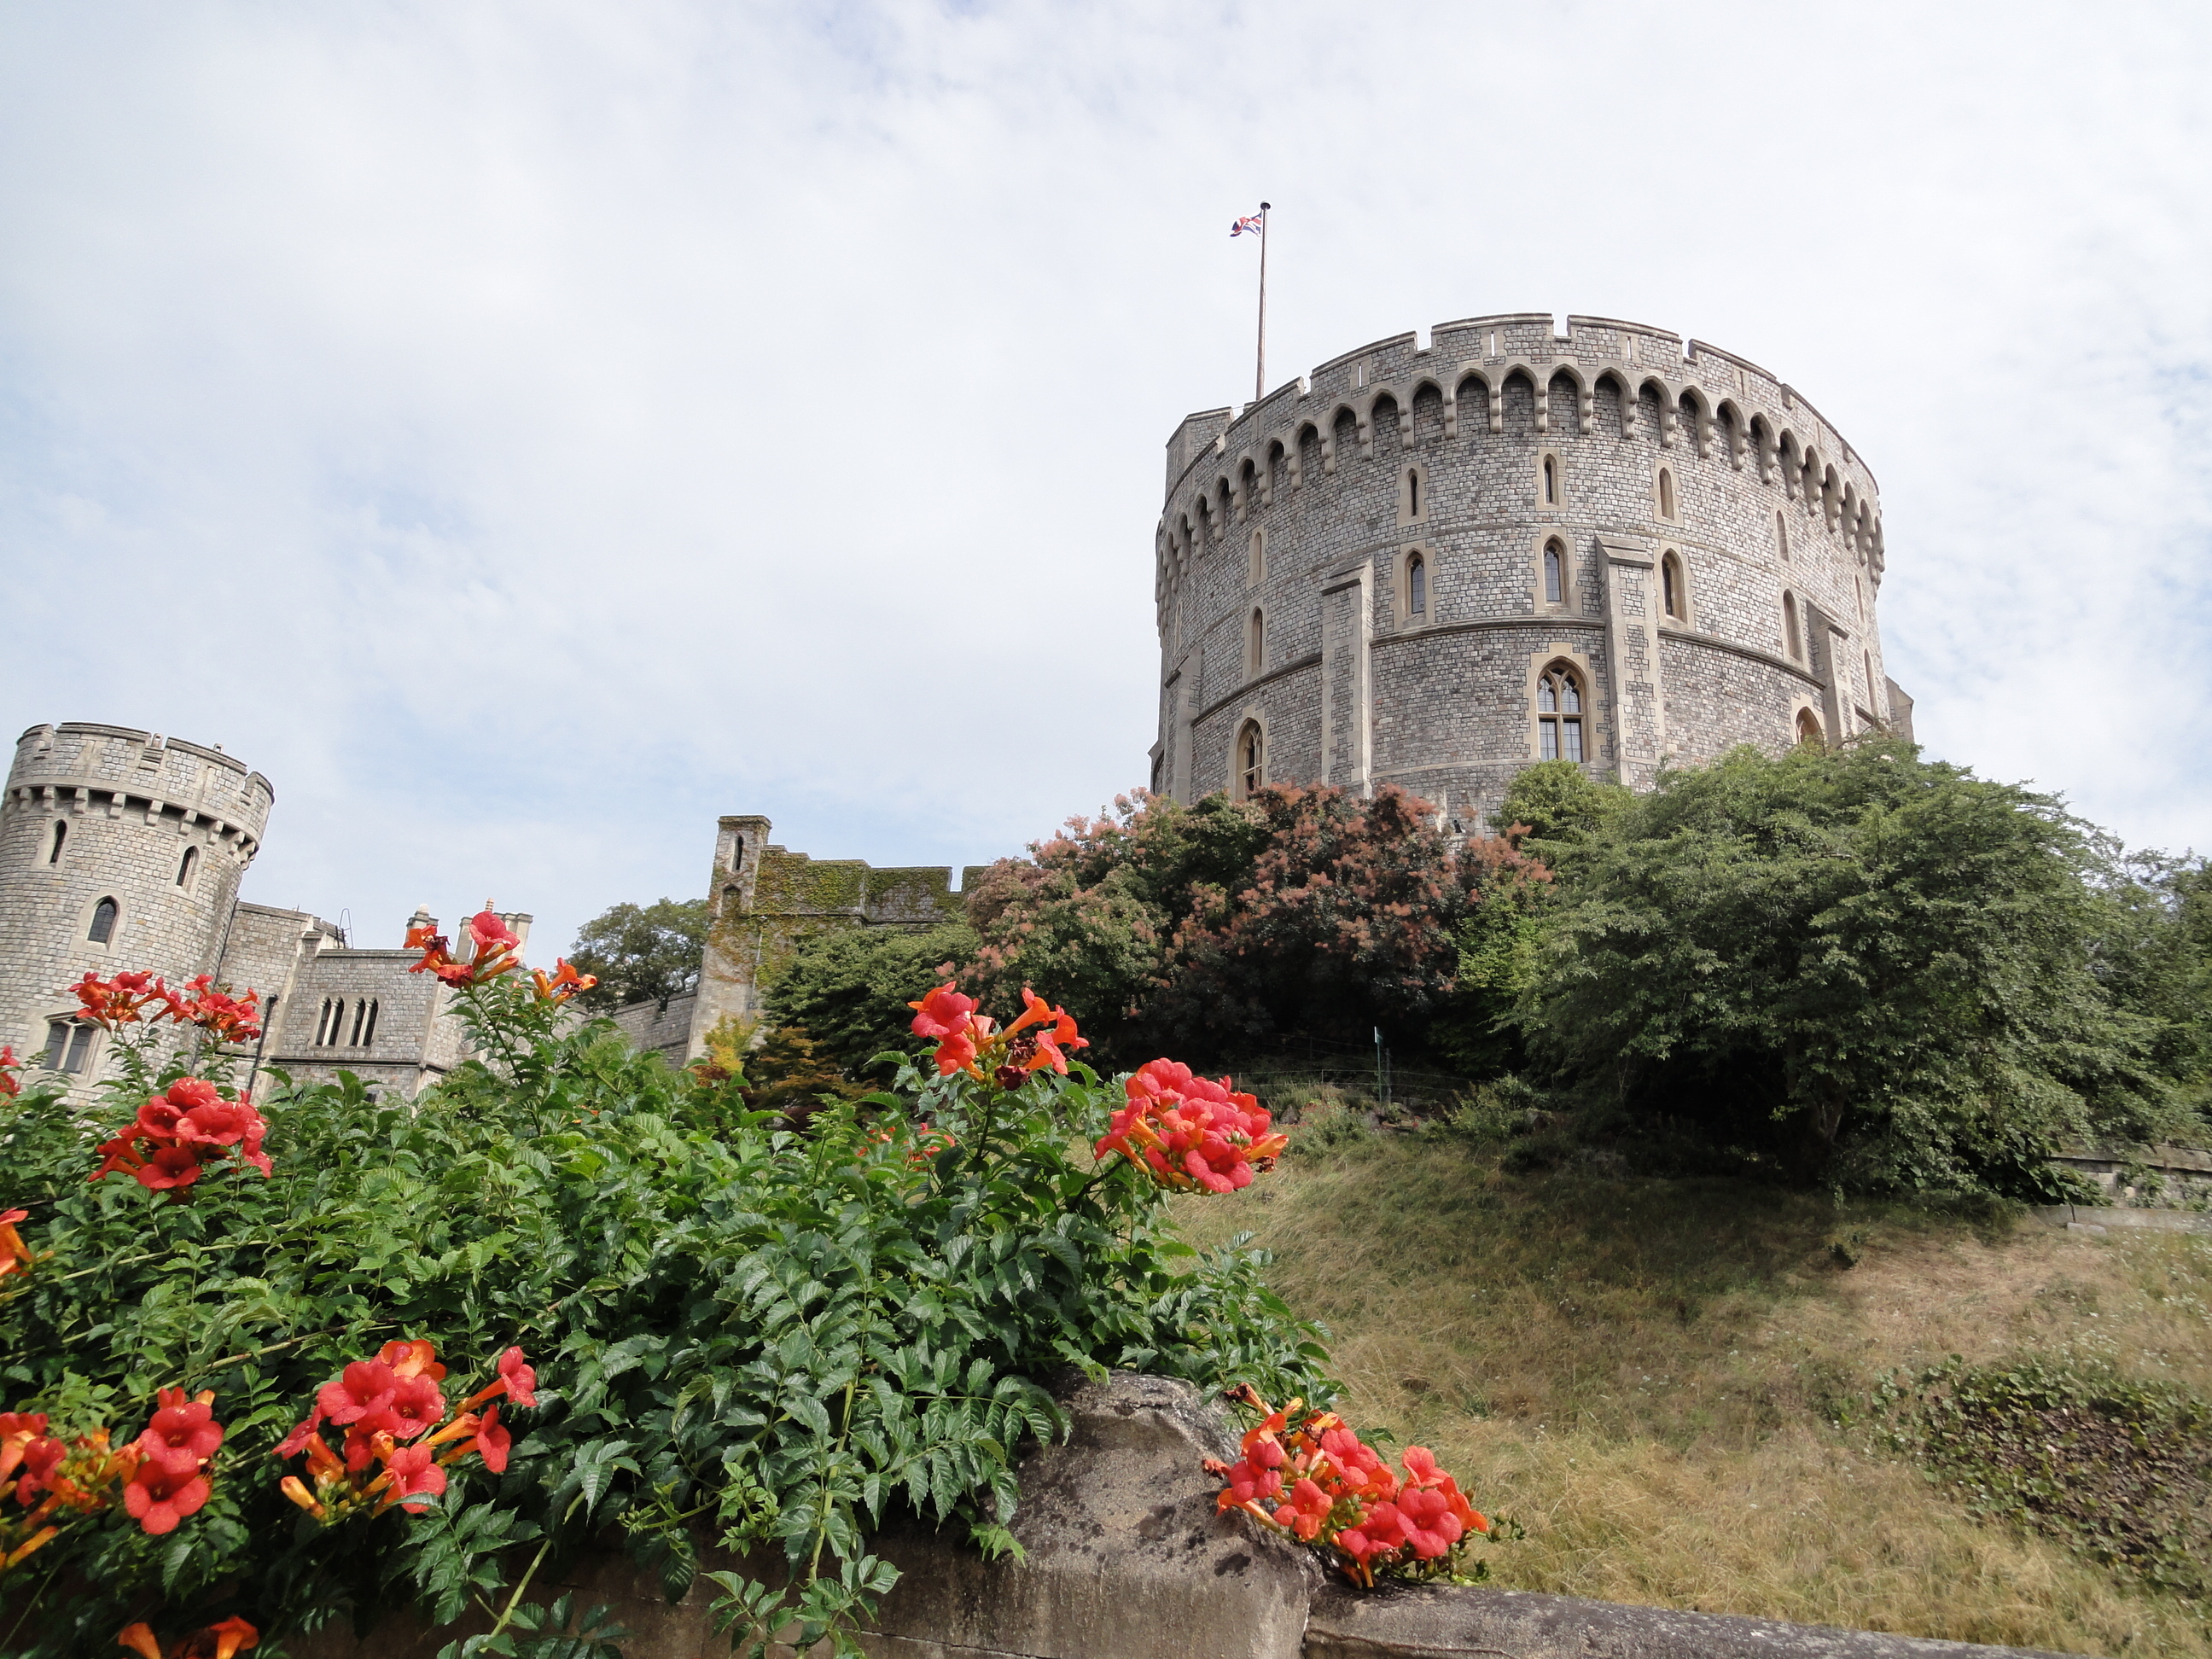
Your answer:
(0, 969), (1327, 1656)
(1877, 1356), (2212, 1598)
(760, 923), (978, 1080)
(773, 786), (1535, 1074)
(1517, 740), (2191, 1190)
(565, 899), (710, 1011)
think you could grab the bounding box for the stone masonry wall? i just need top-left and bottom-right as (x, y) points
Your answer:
(1155, 314), (1895, 827)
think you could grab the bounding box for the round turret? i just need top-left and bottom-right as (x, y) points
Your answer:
(1151, 313), (1905, 826)
(0, 722), (272, 1088)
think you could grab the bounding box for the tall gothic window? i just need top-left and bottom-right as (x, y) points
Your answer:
(175, 846), (199, 889)
(1235, 720), (1265, 800)
(1406, 469), (1421, 517)
(47, 820), (66, 864)
(1542, 455), (1558, 505)
(1537, 664), (1585, 762)
(1248, 530), (1265, 585)
(1247, 609), (1265, 678)
(1776, 509), (1790, 563)
(1658, 466), (1678, 521)
(1662, 552), (1685, 620)
(1784, 592), (1802, 660)
(1796, 708), (1825, 747)
(88, 897), (118, 945)
(1543, 541), (1564, 604)
(1406, 553), (1427, 617)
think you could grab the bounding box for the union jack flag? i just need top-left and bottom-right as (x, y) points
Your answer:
(1231, 212), (1264, 237)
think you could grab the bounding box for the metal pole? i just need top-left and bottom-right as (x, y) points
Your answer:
(1254, 201), (1272, 405)
(244, 994), (276, 1101)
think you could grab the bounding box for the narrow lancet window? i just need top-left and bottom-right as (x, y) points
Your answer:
(1544, 543), (1564, 604)
(1542, 456), (1558, 505)
(1406, 553), (1427, 617)
(176, 846), (198, 889)
(1248, 609), (1265, 677)
(47, 820), (66, 864)
(1658, 467), (1677, 521)
(1784, 593), (1802, 660)
(88, 898), (118, 945)
(1236, 720), (1265, 800)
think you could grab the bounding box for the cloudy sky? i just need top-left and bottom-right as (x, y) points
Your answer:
(2, 1), (2207, 957)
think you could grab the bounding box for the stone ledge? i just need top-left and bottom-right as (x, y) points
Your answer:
(1304, 1581), (2072, 1659)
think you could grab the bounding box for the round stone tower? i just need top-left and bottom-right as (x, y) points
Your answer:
(1150, 313), (1906, 825)
(0, 722), (272, 1087)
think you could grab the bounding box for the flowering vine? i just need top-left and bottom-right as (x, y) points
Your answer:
(1208, 1384), (1489, 1586)
(0, 1388), (230, 1573)
(275, 1341), (536, 1522)
(906, 982), (1086, 1086)
(92, 1079), (270, 1192)
(116, 1617), (259, 1659)
(1094, 1060), (1288, 1194)
(407, 907), (524, 990)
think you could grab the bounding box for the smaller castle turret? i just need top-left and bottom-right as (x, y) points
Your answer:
(0, 722), (272, 1091)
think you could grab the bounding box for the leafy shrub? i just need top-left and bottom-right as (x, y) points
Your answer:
(565, 898), (710, 1011)
(759, 922), (977, 1080)
(1878, 1357), (2212, 1597)
(0, 959), (1328, 1656)
(1519, 739), (2188, 1192)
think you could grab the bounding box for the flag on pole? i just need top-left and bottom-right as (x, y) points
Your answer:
(1231, 212), (1264, 237)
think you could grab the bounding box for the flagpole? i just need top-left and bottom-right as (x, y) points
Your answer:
(1254, 201), (1271, 405)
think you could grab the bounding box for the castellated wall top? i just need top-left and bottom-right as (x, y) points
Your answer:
(10, 721), (273, 845)
(1151, 311), (1901, 832)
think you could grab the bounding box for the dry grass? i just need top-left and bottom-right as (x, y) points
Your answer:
(1171, 1122), (2212, 1656)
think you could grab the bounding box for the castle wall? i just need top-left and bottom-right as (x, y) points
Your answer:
(0, 722), (272, 1093)
(684, 814), (978, 1061)
(1154, 315), (1896, 824)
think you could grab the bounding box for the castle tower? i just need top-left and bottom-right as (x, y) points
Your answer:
(0, 722), (272, 1091)
(1151, 314), (1911, 825)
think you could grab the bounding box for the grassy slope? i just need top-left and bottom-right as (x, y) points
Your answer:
(1170, 1126), (2212, 1657)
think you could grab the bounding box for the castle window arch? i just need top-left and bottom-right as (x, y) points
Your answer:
(88, 896), (119, 946)
(1536, 662), (1586, 762)
(1660, 550), (1688, 622)
(1233, 719), (1266, 800)
(1399, 463), (1429, 525)
(1656, 466), (1679, 522)
(1539, 451), (1563, 508)
(1783, 591), (1803, 661)
(46, 819), (66, 864)
(44, 1018), (96, 1075)
(176, 845), (199, 890)
(1397, 548), (1430, 626)
(1776, 509), (1790, 563)
(350, 997), (380, 1047)
(1248, 529), (1265, 586)
(1540, 538), (1568, 608)
(1247, 608), (1265, 678)
(1796, 708), (1825, 748)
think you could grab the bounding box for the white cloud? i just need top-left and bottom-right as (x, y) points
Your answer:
(2, 0), (2208, 956)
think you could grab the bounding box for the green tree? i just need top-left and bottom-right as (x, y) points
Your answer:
(762, 921), (979, 1078)
(565, 896), (709, 1010)
(1428, 835), (1555, 1079)
(1520, 739), (2187, 1193)
(1489, 759), (1631, 867)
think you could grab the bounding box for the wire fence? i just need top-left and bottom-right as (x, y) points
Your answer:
(1219, 1031), (1477, 1117)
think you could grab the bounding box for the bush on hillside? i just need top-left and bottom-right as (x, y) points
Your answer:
(1517, 738), (2187, 1192)
(760, 920), (978, 1079)
(0, 950), (1326, 1657)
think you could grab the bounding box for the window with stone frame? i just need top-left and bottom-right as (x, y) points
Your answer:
(176, 846), (199, 890)
(1784, 592), (1802, 660)
(46, 819), (66, 864)
(1661, 551), (1686, 621)
(1247, 609), (1265, 678)
(1405, 551), (1427, 619)
(1796, 708), (1825, 747)
(1543, 540), (1565, 606)
(88, 897), (119, 945)
(1234, 720), (1265, 800)
(44, 1018), (96, 1074)
(1537, 663), (1586, 762)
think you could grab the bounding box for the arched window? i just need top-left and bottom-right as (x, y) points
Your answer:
(1776, 510), (1790, 563)
(1537, 663), (1585, 762)
(1796, 709), (1825, 748)
(1406, 553), (1427, 618)
(314, 998), (337, 1045)
(1542, 455), (1559, 505)
(1249, 530), (1265, 585)
(1235, 720), (1265, 800)
(349, 998), (379, 1046)
(1783, 593), (1802, 660)
(1406, 469), (1421, 518)
(1658, 467), (1678, 521)
(1543, 541), (1564, 605)
(44, 1018), (96, 1074)
(46, 820), (66, 864)
(1661, 552), (1685, 620)
(88, 898), (119, 945)
(175, 846), (199, 890)
(1248, 609), (1265, 678)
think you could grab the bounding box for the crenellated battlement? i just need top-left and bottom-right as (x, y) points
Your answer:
(5, 721), (273, 853)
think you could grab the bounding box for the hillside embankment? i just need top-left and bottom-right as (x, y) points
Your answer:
(1173, 1111), (2212, 1656)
